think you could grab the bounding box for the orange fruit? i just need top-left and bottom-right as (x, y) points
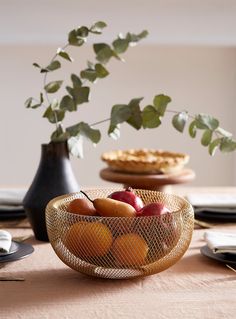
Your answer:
(67, 198), (97, 216)
(65, 222), (113, 259)
(64, 222), (88, 256)
(112, 233), (148, 266)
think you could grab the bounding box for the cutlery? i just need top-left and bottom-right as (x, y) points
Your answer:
(194, 219), (213, 228)
(12, 235), (32, 242)
(0, 276), (25, 281)
(226, 264), (236, 273)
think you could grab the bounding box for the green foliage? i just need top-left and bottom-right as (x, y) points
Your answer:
(201, 129), (212, 146)
(44, 81), (63, 93)
(153, 94), (171, 116)
(25, 21), (236, 158)
(126, 98), (143, 130)
(142, 105), (161, 128)
(189, 121), (197, 138)
(57, 48), (73, 62)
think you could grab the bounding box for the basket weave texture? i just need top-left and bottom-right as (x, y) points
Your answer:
(46, 189), (194, 279)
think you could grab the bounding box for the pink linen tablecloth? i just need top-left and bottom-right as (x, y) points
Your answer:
(1, 188), (236, 319)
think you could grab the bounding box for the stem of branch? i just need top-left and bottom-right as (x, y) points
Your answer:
(43, 43), (69, 132)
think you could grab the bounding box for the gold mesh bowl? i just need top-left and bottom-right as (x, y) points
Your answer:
(46, 188), (194, 279)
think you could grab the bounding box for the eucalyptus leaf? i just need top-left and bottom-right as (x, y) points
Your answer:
(67, 86), (90, 105)
(33, 62), (48, 73)
(108, 104), (131, 135)
(80, 69), (97, 82)
(90, 21), (107, 34)
(208, 138), (222, 156)
(51, 131), (69, 142)
(112, 38), (129, 54)
(219, 137), (236, 153)
(110, 104), (131, 124)
(172, 112), (188, 133)
(31, 103), (42, 109)
(189, 120), (197, 138)
(67, 122), (101, 144)
(66, 123), (80, 136)
(51, 98), (59, 110)
(43, 106), (65, 123)
(201, 129), (213, 146)
(126, 98), (143, 129)
(68, 29), (85, 46)
(77, 26), (89, 37)
(66, 86), (74, 96)
(108, 124), (121, 139)
(73, 86), (90, 105)
(126, 30), (148, 43)
(57, 48), (73, 62)
(153, 94), (171, 115)
(33, 63), (41, 69)
(71, 74), (82, 88)
(195, 114), (219, 130)
(95, 63), (109, 78)
(93, 43), (114, 64)
(78, 122), (101, 144)
(68, 136), (84, 158)
(25, 97), (33, 108)
(45, 60), (61, 72)
(137, 30), (149, 39)
(142, 105), (161, 128)
(44, 81), (63, 93)
(53, 110), (66, 123)
(50, 125), (68, 142)
(60, 95), (76, 112)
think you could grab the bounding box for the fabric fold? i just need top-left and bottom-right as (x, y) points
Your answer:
(204, 231), (236, 254)
(0, 230), (12, 253)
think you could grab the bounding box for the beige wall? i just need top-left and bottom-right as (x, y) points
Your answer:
(0, 44), (236, 188)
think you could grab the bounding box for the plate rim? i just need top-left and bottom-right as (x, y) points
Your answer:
(195, 211), (236, 222)
(0, 241), (34, 263)
(0, 241), (19, 256)
(200, 245), (236, 265)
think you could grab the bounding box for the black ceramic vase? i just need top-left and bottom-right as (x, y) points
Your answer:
(23, 141), (80, 242)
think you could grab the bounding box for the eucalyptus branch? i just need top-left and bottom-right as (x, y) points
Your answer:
(43, 43), (69, 102)
(25, 21), (236, 159)
(90, 118), (111, 126)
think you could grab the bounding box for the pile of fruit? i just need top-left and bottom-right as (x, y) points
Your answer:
(64, 188), (180, 267)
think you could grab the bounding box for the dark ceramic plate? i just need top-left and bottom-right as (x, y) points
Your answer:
(0, 241), (19, 256)
(200, 245), (236, 265)
(195, 210), (236, 222)
(0, 241), (34, 263)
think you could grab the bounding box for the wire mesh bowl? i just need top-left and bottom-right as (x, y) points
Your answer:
(46, 188), (194, 279)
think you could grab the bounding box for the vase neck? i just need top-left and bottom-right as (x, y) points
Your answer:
(41, 141), (69, 160)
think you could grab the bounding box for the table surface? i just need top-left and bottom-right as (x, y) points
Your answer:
(1, 187), (236, 319)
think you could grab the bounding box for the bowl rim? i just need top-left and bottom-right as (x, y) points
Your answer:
(46, 188), (194, 219)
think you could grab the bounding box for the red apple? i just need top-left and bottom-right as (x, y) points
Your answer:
(137, 202), (170, 217)
(108, 187), (144, 212)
